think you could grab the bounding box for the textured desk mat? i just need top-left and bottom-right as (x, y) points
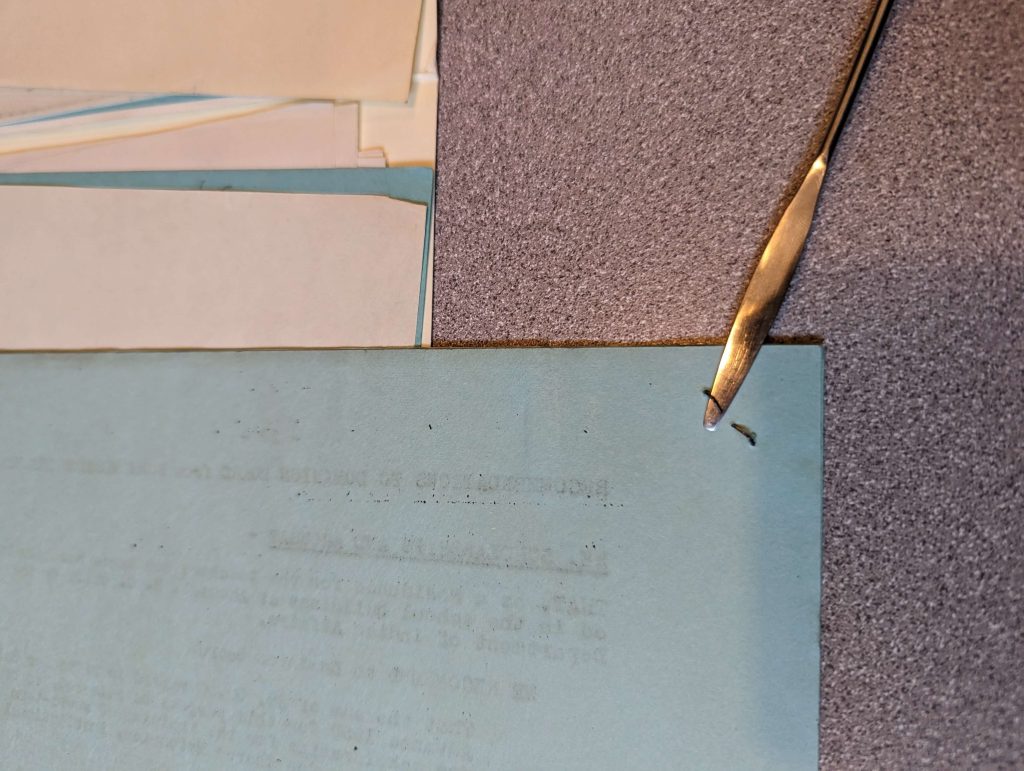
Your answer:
(432, 0), (1023, 767)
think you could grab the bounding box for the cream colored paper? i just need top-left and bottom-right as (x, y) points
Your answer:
(0, 102), (366, 172)
(360, 0), (438, 167)
(0, 186), (427, 349)
(360, 77), (439, 167)
(414, 0), (439, 76)
(357, 149), (388, 168)
(0, 87), (150, 125)
(0, 97), (290, 155)
(0, 0), (422, 101)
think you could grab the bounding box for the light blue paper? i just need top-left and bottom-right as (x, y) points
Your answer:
(0, 346), (822, 769)
(0, 168), (436, 346)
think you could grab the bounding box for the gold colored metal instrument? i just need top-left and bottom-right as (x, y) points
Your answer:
(703, 0), (895, 430)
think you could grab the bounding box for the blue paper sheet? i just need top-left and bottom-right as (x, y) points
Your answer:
(0, 345), (821, 769)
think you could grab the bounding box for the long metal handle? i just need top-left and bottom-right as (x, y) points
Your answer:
(820, 0), (895, 161)
(703, 0), (894, 431)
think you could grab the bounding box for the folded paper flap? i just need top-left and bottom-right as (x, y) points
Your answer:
(0, 0), (423, 101)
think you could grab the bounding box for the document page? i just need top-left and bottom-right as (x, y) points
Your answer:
(0, 102), (364, 172)
(0, 185), (427, 349)
(0, 347), (822, 769)
(0, 0), (423, 101)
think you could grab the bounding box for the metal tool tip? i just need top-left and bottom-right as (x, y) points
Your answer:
(703, 398), (724, 431)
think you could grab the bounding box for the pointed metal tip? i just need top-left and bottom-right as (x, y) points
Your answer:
(703, 398), (724, 431)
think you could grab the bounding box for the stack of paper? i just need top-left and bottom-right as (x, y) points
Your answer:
(0, 0), (438, 348)
(0, 5), (825, 768)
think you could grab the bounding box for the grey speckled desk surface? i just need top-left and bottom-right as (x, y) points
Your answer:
(432, 0), (1023, 767)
